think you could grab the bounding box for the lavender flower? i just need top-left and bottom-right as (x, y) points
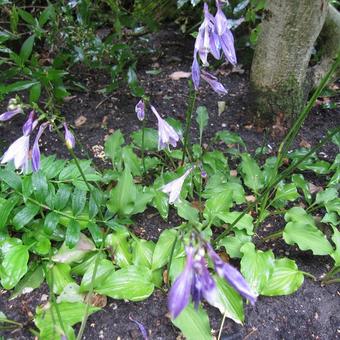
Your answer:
(0, 112), (36, 172)
(206, 243), (257, 305)
(151, 105), (180, 150)
(161, 167), (193, 204)
(201, 70), (228, 95)
(135, 99), (145, 121)
(64, 123), (76, 149)
(215, 0), (237, 65)
(0, 108), (22, 122)
(168, 247), (195, 319)
(32, 122), (49, 172)
(168, 238), (257, 319)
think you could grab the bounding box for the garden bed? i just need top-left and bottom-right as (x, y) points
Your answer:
(0, 28), (339, 339)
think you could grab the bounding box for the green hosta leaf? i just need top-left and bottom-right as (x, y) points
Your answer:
(169, 257), (185, 282)
(0, 169), (21, 190)
(172, 303), (211, 340)
(80, 258), (115, 292)
(0, 195), (19, 230)
(34, 302), (99, 340)
(57, 283), (84, 304)
(239, 153), (264, 193)
(315, 188), (338, 206)
(105, 231), (132, 268)
(131, 128), (158, 151)
(19, 35), (35, 62)
(151, 189), (169, 220)
(12, 203), (40, 230)
(196, 106), (209, 143)
(202, 150), (229, 175)
(261, 258), (304, 296)
(298, 160), (331, 174)
(107, 166), (137, 216)
(122, 146), (141, 176)
(218, 211), (254, 235)
(218, 230), (252, 258)
(72, 188), (87, 216)
(44, 212), (60, 235)
(325, 198), (340, 215)
(31, 171), (49, 203)
(54, 185), (72, 210)
(47, 263), (74, 295)
(292, 174), (312, 204)
(328, 167), (340, 187)
(0, 244), (29, 289)
(272, 182), (299, 208)
(132, 238), (155, 268)
(283, 207), (333, 256)
(215, 130), (246, 149)
(53, 234), (95, 264)
(10, 265), (44, 300)
(96, 265), (154, 301)
(66, 219), (81, 248)
(214, 275), (244, 324)
(240, 242), (275, 294)
(152, 229), (177, 270)
(175, 199), (199, 223)
(203, 190), (233, 226)
(321, 212), (339, 226)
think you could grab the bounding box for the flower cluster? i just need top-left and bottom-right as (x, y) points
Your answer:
(0, 101), (75, 173)
(192, 1), (237, 94)
(135, 100), (180, 150)
(168, 238), (257, 319)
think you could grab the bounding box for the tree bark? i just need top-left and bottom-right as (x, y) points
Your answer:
(249, 0), (331, 126)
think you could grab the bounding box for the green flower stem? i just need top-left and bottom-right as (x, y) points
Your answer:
(181, 84), (196, 164)
(300, 271), (317, 281)
(261, 230), (283, 242)
(166, 233), (178, 287)
(141, 118), (146, 173)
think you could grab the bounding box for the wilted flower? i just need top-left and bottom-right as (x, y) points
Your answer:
(161, 167), (193, 204)
(168, 238), (257, 319)
(151, 105), (180, 150)
(201, 70), (228, 95)
(32, 122), (49, 172)
(1, 112), (36, 172)
(135, 99), (145, 121)
(64, 123), (76, 149)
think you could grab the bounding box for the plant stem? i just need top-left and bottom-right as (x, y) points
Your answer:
(141, 118), (146, 173)
(166, 234), (178, 287)
(181, 83), (196, 164)
(261, 230), (283, 242)
(300, 271), (317, 281)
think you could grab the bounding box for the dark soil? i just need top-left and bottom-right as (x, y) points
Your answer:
(0, 28), (339, 339)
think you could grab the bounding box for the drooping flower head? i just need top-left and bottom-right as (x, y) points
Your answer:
(168, 246), (195, 319)
(1, 112), (37, 172)
(0, 98), (23, 122)
(206, 242), (257, 305)
(201, 70), (228, 95)
(135, 99), (145, 121)
(151, 105), (180, 150)
(32, 122), (50, 172)
(161, 167), (193, 204)
(64, 123), (76, 149)
(168, 235), (257, 319)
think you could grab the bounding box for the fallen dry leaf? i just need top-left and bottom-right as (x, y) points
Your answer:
(246, 195), (256, 203)
(299, 138), (311, 148)
(309, 183), (323, 194)
(169, 71), (191, 80)
(85, 293), (107, 308)
(230, 170), (238, 177)
(75, 115), (87, 127)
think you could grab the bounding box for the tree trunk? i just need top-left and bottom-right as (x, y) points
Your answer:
(249, 0), (332, 126)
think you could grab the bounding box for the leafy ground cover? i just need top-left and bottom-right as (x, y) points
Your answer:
(0, 27), (339, 339)
(1, 0), (340, 335)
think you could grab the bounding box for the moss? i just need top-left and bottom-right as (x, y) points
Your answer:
(250, 74), (306, 126)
